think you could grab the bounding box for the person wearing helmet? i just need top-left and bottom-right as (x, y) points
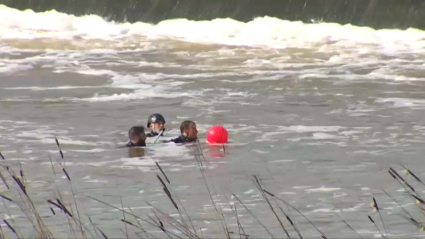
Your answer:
(146, 113), (166, 137)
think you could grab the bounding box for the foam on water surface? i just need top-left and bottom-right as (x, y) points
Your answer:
(1, 4), (425, 239)
(306, 186), (341, 193)
(1, 4), (425, 53)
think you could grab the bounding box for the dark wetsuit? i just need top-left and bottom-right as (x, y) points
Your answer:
(126, 141), (146, 147)
(146, 130), (165, 138)
(166, 135), (197, 144)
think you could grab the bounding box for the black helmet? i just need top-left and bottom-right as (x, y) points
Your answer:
(147, 113), (166, 128)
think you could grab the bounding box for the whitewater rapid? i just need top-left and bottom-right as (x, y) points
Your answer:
(1, 4), (425, 53)
(1, 4), (425, 239)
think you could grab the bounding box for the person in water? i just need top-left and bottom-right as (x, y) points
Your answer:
(126, 126), (146, 147)
(146, 113), (166, 137)
(166, 120), (198, 144)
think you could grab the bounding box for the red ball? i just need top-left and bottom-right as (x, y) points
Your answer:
(206, 125), (228, 144)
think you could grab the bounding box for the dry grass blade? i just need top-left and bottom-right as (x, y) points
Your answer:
(11, 176), (26, 195)
(157, 175), (179, 210)
(121, 219), (137, 228)
(59, 141), (88, 237)
(389, 167), (416, 194)
(278, 206), (303, 239)
(0, 194), (12, 202)
(3, 219), (19, 238)
(333, 212), (363, 239)
(262, 189), (327, 239)
(62, 168), (71, 182)
(55, 188), (77, 238)
(0, 170), (10, 189)
(383, 189), (423, 228)
(47, 199), (63, 211)
(99, 229), (109, 239)
(52, 141), (71, 181)
(399, 164), (425, 187)
(19, 163), (25, 187)
(194, 141), (206, 171)
(367, 215), (387, 239)
(398, 213), (421, 229)
(155, 162), (170, 184)
(88, 196), (183, 238)
(180, 203), (197, 238)
(411, 194), (425, 206)
(145, 201), (198, 239)
(87, 216), (100, 239)
(0, 147), (89, 238)
(0, 158), (52, 238)
(0, 224), (4, 239)
(191, 142), (222, 233)
(52, 138), (86, 237)
(149, 209), (177, 239)
(371, 197), (388, 238)
(119, 228), (129, 238)
(193, 141), (228, 237)
(49, 206), (55, 215)
(387, 169), (423, 215)
(69, 185), (84, 237)
(146, 214), (164, 233)
(54, 137), (64, 159)
(87, 216), (110, 239)
(48, 156), (56, 175)
(4, 133), (425, 238)
(0, 162), (53, 238)
(121, 217), (156, 239)
(128, 206), (153, 239)
(172, 194), (198, 239)
(252, 175), (291, 239)
(120, 196), (129, 239)
(388, 170), (425, 206)
(236, 209), (248, 239)
(52, 138), (70, 181)
(148, 148), (197, 237)
(232, 193), (276, 239)
(55, 199), (73, 217)
(2, 198), (23, 237)
(1, 187), (44, 237)
(50, 196), (95, 239)
(220, 210), (231, 239)
(230, 202), (248, 239)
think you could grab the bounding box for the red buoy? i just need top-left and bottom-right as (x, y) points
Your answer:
(206, 125), (228, 144)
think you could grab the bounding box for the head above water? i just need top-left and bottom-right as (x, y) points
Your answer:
(180, 120), (198, 140)
(128, 126), (146, 145)
(147, 113), (166, 133)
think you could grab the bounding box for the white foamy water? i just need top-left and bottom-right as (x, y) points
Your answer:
(1, 4), (425, 53)
(2, 4), (425, 105)
(1, 4), (425, 239)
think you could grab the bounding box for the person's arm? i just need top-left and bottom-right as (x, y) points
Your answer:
(158, 138), (173, 143)
(158, 136), (181, 144)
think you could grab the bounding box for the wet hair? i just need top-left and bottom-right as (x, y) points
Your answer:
(180, 120), (195, 133)
(128, 126), (145, 140)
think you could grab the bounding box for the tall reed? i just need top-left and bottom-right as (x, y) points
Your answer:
(0, 139), (424, 238)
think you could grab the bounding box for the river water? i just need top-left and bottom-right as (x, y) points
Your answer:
(1, 4), (425, 238)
